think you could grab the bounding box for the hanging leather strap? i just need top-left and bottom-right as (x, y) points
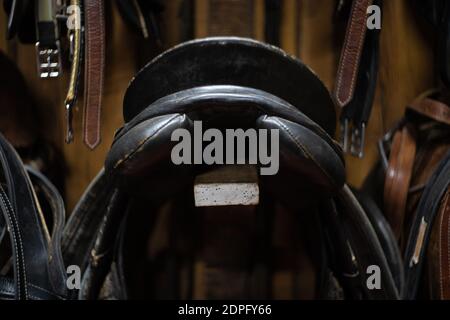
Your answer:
(64, 0), (82, 143)
(83, 0), (105, 149)
(384, 124), (417, 239)
(334, 0), (373, 108)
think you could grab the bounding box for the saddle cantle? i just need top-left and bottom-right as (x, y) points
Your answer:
(62, 37), (400, 300)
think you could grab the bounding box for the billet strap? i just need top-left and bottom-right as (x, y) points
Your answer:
(383, 124), (417, 239)
(83, 0), (105, 149)
(334, 0), (373, 108)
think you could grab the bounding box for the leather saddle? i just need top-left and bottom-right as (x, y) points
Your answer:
(62, 37), (400, 299)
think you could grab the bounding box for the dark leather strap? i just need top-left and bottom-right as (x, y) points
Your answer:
(338, 185), (400, 299)
(83, 0), (105, 149)
(0, 185), (27, 299)
(334, 0), (373, 108)
(437, 188), (450, 299)
(25, 166), (67, 294)
(404, 151), (450, 299)
(384, 124), (417, 239)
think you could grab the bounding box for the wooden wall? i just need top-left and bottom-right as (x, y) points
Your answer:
(0, 0), (436, 210)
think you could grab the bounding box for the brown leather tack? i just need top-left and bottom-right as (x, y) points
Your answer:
(407, 98), (450, 126)
(384, 125), (417, 239)
(83, 0), (106, 149)
(334, 0), (373, 108)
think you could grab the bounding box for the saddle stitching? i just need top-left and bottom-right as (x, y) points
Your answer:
(0, 189), (28, 299)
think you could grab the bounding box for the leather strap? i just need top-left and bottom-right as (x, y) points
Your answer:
(64, 0), (82, 143)
(384, 124), (417, 239)
(407, 98), (450, 126)
(334, 0), (373, 108)
(83, 0), (105, 149)
(0, 185), (27, 299)
(438, 188), (450, 299)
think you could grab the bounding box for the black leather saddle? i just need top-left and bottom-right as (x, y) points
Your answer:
(61, 37), (400, 299)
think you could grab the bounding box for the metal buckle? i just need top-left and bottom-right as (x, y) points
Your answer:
(350, 122), (366, 158)
(339, 118), (349, 153)
(377, 119), (405, 171)
(35, 41), (62, 78)
(65, 103), (74, 144)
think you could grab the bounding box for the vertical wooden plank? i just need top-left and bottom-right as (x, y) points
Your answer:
(0, 10), (6, 49)
(298, 0), (338, 91)
(195, 0), (264, 39)
(279, 0), (299, 56)
(162, 0), (183, 46)
(195, 0), (209, 38)
(253, 0), (265, 41)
